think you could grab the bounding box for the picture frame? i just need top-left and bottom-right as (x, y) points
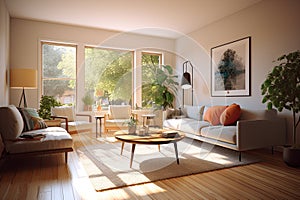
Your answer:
(211, 37), (251, 97)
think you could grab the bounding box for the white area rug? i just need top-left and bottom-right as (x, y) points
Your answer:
(75, 133), (260, 191)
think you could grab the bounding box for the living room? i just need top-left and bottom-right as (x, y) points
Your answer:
(0, 0), (300, 199)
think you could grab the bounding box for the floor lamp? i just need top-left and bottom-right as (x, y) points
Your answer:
(181, 61), (193, 106)
(10, 68), (37, 108)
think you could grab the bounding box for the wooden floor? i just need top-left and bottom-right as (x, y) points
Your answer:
(0, 132), (300, 200)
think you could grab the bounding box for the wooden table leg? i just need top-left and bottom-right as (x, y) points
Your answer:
(158, 144), (160, 152)
(174, 142), (179, 164)
(121, 142), (124, 155)
(130, 144), (136, 168)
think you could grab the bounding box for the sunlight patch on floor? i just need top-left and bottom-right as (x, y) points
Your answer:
(202, 152), (233, 165)
(118, 171), (150, 184)
(180, 141), (234, 165)
(72, 177), (97, 200)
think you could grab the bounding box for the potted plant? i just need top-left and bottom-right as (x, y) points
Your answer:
(124, 114), (138, 134)
(82, 92), (94, 111)
(261, 50), (300, 167)
(38, 95), (62, 120)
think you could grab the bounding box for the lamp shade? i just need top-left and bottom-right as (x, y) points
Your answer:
(181, 72), (192, 89)
(10, 69), (37, 89)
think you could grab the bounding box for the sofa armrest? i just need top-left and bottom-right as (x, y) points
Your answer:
(236, 118), (286, 151)
(51, 116), (69, 132)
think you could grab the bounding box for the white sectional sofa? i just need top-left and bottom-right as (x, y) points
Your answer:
(0, 105), (73, 162)
(163, 105), (286, 160)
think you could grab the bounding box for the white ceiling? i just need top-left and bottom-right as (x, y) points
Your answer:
(5, 0), (261, 38)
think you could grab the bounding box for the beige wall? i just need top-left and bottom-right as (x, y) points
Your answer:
(9, 19), (176, 110)
(0, 0), (10, 157)
(175, 0), (300, 144)
(0, 0), (10, 106)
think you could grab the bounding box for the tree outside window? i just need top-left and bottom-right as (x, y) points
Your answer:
(142, 53), (161, 108)
(42, 43), (76, 105)
(84, 47), (133, 110)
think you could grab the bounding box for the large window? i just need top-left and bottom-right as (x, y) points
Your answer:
(41, 42), (77, 105)
(141, 52), (162, 108)
(84, 47), (133, 110)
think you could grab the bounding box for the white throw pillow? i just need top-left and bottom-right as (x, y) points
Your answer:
(185, 105), (205, 121)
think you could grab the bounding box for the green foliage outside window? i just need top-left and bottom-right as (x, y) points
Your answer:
(42, 44), (76, 105)
(85, 48), (133, 105)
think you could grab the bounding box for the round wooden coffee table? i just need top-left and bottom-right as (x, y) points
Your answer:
(115, 130), (185, 168)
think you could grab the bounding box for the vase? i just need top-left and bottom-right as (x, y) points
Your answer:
(128, 125), (136, 134)
(283, 146), (300, 168)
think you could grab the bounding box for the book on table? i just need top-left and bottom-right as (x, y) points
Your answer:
(162, 130), (179, 138)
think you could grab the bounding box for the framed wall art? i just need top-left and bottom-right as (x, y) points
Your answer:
(211, 37), (251, 97)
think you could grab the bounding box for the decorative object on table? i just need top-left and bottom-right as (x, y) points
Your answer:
(162, 130), (179, 138)
(10, 68), (37, 107)
(181, 60), (194, 106)
(261, 50), (300, 167)
(96, 100), (102, 111)
(142, 65), (178, 110)
(38, 95), (62, 120)
(124, 114), (138, 134)
(211, 37), (251, 97)
(82, 92), (94, 111)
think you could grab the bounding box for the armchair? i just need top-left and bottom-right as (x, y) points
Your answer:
(104, 105), (136, 134)
(51, 106), (93, 134)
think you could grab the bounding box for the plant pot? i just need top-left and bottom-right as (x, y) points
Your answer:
(283, 146), (300, 168)
(128, 125), (136, 134)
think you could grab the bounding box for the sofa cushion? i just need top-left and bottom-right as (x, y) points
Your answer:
(220, 104), (241, 126)
(18, 107), (47, 131)
(61, 121), (93, 133)
(163, 118), (210, 135)
(5, 127), (73, 154)
(0, 105), (24, 140)
(203, 105), (227, 125)
(201, 126), (237, 145)
(184, 105), (205, 121)
(51, 106), (75, 122)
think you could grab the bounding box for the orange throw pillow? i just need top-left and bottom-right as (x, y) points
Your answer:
(220, 103), (241, 126)
(203, 105), (227, 125)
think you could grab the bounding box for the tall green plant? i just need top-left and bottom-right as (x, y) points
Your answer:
(38, 95), (62, 119)
(261, 50), (300, 146)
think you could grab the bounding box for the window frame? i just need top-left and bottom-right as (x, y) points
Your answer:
(40, 41), (78, 106)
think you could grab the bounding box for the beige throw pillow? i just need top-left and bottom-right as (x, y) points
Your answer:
(0, 105), (24, 140)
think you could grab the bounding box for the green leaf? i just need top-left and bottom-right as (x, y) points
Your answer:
(267, 102), (273, 110)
